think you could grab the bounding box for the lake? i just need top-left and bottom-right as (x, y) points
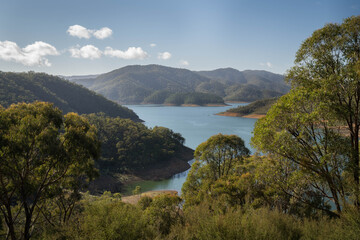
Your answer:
(124, 103), (257, 194)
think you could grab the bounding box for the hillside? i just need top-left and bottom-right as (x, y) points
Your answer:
(0, 71), (141, 121)
(143, 91), (225, 105)
(69, 65), (289, 104)
(217, 97), (278, 118)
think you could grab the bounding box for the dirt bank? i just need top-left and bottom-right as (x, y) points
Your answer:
(216, 112), (265, 119)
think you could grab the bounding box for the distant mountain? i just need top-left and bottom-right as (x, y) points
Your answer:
(69, 64), (289, 104)
(197, 68), (289, 100)
(0, 71), (141, 121)
(60, 74), (100, 81)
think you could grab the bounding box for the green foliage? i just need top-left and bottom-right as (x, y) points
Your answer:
(169, 205), (303, 240)
(0, 71), (140, 121)
(182, 134), (250, 208)
(44, 199), (151, 240)
(132, 186), (142, 196)
(138, 196), (153, 210)
(286, 15), (360, 206)
(143, 194), (183, 236)
(252, 16), (360, 214)
(252, 88), (349, 215)
(0, 102), (100, 240)
(84, 113), (186, 171)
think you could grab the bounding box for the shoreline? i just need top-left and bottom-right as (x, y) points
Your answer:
(124, 103), (230, 107)
(216, 112), (266, 119)
(88, 146), (194, 194)
(163, 103), (229, 107)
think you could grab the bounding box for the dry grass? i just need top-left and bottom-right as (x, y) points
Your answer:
(122, 190), (178, 205)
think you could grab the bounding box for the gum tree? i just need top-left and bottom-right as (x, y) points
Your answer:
(252, 15), (360, 213)
(0, 102), (100, 240)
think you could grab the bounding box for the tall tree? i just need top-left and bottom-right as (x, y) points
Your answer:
(252, 15), (360, 212)
(0, 102), (100, 240)
(182, 134), (250, 207)
(287, 15), (360, 206)
(252, 88), (348, 214)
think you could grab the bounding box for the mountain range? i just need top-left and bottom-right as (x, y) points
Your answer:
(66, 65), (289, 104)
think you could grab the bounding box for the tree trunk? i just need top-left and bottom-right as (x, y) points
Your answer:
(4, 204), (17, 240)
(354, 125), (360, 207)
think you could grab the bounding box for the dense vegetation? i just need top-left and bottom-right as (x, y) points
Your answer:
(0, 71), (140, 121)
(0, 102), (100, 240)
(221, 97), (278, 116)
(144, 91), (224, 105)
(2, 16), (360, 240)
(70, 65), (289, 104)
(84, 113), (187, 172)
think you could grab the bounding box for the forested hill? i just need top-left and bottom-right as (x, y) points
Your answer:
(69, 64), (289, 104)
(218, 97), (278, 118)
(0, 71), (140, 121)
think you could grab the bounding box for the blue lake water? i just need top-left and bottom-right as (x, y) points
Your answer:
(124, 103), (257, 194)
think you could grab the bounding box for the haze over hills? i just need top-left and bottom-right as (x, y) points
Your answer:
(0, 71), (141, 121)
(67, 64), (290, 104)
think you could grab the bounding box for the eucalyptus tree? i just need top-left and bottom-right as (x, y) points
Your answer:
(182, 134), (250, 207)
(289, 15), (360, 205)
(0, 102), (100, 240)
(252, 15), (360, 213)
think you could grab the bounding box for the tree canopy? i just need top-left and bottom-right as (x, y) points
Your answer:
(182, 134), (250, 208)
(0, 102), (100, 240)
(252, 15), (360, 214)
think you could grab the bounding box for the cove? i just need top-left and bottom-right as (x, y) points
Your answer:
(124, 103), (257, 194)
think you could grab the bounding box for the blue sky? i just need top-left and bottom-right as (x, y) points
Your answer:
(0, 0), (358, 75)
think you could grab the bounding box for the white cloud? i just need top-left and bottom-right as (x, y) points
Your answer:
(93, 27), (113, 39)
(0, 40), (59, 67)
(260, 62), (273, 68)
(104, 47), (148, 60)
(158, 51), (171, 60)
(67, 25), (92, 39)
(179, 60), (189, 66)
(150, 43), (156, 47)
(69, 45), (102, 59)
(67, 25), (113, 39)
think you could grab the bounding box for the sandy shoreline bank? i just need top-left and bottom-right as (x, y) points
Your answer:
(216, 112), (265, 119)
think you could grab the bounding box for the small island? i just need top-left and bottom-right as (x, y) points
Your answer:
(217, 97), (278, 119)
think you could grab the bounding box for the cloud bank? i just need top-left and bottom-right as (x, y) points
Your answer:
(179, 60), (189, 66)
(93, 27), (113, 39)
(67, 25), (113, 39)
(260, 62), (273, 68)
(0, 40), (59, 67)
(69, 45), (102, 59)
(104, 47), (148, 60)
(69, 45), (148, 60)
(158, 51), (171, 60)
